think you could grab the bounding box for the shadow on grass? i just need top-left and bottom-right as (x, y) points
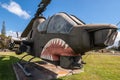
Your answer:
(0, 55), (64, 80)
(52, 79), (63, 80)
(0, 55), (19, 80)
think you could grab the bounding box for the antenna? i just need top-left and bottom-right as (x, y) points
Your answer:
(116, 21), (120, 26)
(16, 32), (19, 38)
(115, 21), (120, 30)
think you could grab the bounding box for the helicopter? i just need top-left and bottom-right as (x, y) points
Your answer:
(10, 0), (117, 70)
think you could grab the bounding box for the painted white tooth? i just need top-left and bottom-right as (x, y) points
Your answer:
(43, 55), (45, 59)
(47, 55), (49, 60)
(44, 44), (46, 48)
(56, 39), (58, 44)
(49, 42), (52, 46)
(51, 40), (53, 44)
(41, 50), (44, 54)
(58, 40), (60, 45)
(55, 39), (57, 44)
(45, 43), (48, 48)
(59, 40), (62, 45)
(47, 42), (50, 47)
(52, 40), (54, 44)
(46, 55), (48, 59)
(56, 39), (59, 44)
(61, 41), (65, 47)
(65, 44), (68, 49)
(47, 55), (50, 60)
(44, 55), (46, 59)
(48, 55), (51, 60)
(45, 55), (47, 59)
(48, 55), (50, 60)
(53, 40), (55, 44)
(41, 54), (45, 59)
(53, 40), (56, 44)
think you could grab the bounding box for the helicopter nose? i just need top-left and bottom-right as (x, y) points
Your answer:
(93, 24), (118, 47)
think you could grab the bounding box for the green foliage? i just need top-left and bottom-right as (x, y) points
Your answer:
(0, 21), (10, 49)
(0, 34), (11, 49)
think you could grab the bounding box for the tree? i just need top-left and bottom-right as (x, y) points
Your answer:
(1, 21), (6, 36)
(0, 34), (12, 50)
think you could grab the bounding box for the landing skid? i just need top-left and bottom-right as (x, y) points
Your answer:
(16, 54), (35, 77)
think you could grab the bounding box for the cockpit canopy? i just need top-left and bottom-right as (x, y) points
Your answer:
(37, 12), (85, 34)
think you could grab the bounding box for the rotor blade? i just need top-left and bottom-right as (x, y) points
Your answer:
(35, 0), (52, 17)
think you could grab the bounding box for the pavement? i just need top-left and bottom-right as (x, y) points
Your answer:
(13, 61), (84, 80)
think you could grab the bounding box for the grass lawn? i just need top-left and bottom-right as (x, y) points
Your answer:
(0, 52), (120, 80)
(0, 52), (18, 80)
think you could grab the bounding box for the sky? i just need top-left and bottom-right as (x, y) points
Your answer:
(0, 0), (120, 46)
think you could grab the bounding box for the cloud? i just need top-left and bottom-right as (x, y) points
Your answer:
(6, 30), (27, 40)
(6, 30), (21, 39)
(1, 1), (30, 19)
